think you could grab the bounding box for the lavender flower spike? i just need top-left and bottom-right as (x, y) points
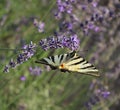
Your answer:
(39, 33), (80, 51)
(3, 41), (36, 73)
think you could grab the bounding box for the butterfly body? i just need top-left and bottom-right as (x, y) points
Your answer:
(35, 51), (100, 77)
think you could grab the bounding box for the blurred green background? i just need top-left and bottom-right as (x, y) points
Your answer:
(0, 0), (120, 110)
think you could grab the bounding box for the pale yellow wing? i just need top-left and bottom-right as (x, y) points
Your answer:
(59, 52), (100, 77)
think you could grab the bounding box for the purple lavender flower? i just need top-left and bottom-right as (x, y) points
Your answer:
(9, 59), (16, 68)
(101, 91), (110, 98)
(67, 34), (80, 50)
(39, 39), (48, 51)
(61, 35), (70, 47)
(4, 59), (17, 73)
(47, 37), (57, 49)
(17, 54), (25, 64)
(57, 0), (73, 14)
(87, 22), (95, 29)
(58, 4), (65, 12)
(81, 5), (87, 10)
(55, 36), (64, 48)
(29, 66), (42, 76)
(95, 89), (111, 99)
(92, 2), (98, 7)
(94, 26), (100, 32)
(3, 65), (9, 73)
(63, 22), (73, 30)
(54, 12), (62, 19)
(34, 19), (45, 33)
(20, 75), (26, 81)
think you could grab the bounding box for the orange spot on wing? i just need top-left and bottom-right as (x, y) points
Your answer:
(61, 64), (64, 68)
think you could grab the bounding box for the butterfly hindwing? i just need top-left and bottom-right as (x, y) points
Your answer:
(60, 53), (100, 76)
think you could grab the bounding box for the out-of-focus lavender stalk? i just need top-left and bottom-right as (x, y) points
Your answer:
(3, 41), (36, 73)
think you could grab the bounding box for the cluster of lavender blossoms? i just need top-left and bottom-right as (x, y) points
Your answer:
(39, 32), (80, 51)
(55, 0), (117, 35)
(3, 41), (36, 73)
(85, 79), (110, 109)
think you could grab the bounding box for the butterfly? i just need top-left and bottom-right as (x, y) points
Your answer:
(35, 51), (100, 77)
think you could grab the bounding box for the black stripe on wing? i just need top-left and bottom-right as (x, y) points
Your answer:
(69, 51), (76, 58)
(70, 58), (85, 65)
(68, 55), (96, 70)
(71, 56), (81, 61)
(59, 54), (64, 63)
(50, 56), (55, 63)
(35, 58), (49, 65)
(35, 57), (58, 70)
(80, 65), (96, 69)
(66, 51), (76, 60)
(81, 71), (100, 77)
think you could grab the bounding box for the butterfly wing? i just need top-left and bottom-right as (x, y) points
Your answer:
(59, 52), (100, 77)
(35, 52), (70, 69)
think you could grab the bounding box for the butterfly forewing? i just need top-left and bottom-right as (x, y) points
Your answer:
(35, 53), (68, 67)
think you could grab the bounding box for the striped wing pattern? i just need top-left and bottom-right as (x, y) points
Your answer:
(61, 53), (100, 76)
(35, 51), (75, 66)
(35, 51), (100, 77)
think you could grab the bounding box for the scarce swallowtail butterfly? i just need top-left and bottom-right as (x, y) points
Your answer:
(35, 51), (100, 77)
